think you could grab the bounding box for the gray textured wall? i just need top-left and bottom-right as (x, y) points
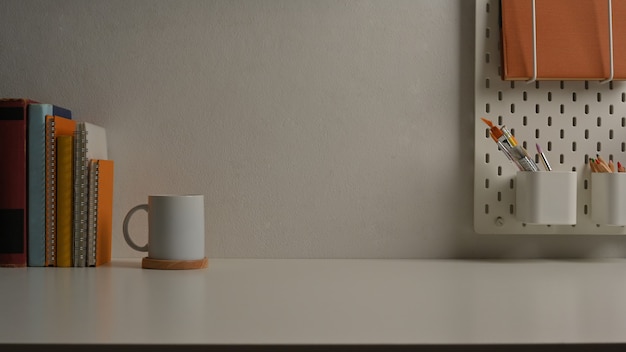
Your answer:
(2, 0), (624, 258)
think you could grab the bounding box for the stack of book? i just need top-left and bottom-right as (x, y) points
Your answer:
(0, 98), (114, 267)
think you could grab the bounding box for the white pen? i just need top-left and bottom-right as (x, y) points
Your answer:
(536, 143), (552, 171)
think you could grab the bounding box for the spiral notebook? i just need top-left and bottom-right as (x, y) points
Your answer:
(45, 115), (76, 266)
(27, 104), (71, 267)
(72, 122), (108, 267)
(86, 159), (114, 267)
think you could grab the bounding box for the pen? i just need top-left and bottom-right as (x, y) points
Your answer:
(501, 125), (518, 147)
(481, 117), (539, 172)
(510, 145), (539, 171)
(536, 143), (552, 171)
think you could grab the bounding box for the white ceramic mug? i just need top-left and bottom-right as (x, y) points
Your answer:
(123, 194), (205, 260)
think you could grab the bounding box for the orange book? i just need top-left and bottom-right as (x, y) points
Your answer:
(501, 0), (626, 80)
(45, 115), (76, 266)
(87, 159), (113, 267)
(56, 135), (74, 267)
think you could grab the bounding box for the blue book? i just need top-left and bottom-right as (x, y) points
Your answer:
(27, 104), (71, 267)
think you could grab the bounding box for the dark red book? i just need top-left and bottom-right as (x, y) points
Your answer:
(0, 98), (36, 267)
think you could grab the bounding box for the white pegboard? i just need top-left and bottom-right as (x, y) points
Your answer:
(474, 0), (626, 234)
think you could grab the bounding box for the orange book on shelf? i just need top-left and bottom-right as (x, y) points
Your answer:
(56, 135), (74, 267)
(87, 159), (114, 267)
(501, 0), (626, 80)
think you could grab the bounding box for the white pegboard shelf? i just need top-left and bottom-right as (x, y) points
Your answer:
(474, 0), (626, 234)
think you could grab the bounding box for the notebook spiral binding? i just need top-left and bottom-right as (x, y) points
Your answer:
(73, 124), (88, 267)
(46, 119), (56, 266)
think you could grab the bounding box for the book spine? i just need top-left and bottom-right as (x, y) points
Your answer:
(0, 100), (29, 267)
(27, 105), (51, 267)
(94, 159), (113, 266)
(28, 105), (71, 267)
(73, 124), (88, 267)
(46, 118), (57, 266)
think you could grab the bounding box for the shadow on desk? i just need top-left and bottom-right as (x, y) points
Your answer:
(3, 344), (626, 352)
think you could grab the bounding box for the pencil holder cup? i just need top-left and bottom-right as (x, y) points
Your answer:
(591, 173), (626, 226)
(515, 171), (577, 225)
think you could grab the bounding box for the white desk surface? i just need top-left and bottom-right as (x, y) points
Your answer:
(1, 258), (626, 345)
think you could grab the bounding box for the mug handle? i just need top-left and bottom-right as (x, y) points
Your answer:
(122, 204), (150, 252)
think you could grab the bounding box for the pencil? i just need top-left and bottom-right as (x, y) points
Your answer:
(589, 158), (598, 172)
(597, 155), (611, 171)
(596, 158), (612, 172)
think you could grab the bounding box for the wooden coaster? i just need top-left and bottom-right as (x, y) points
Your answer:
(142, 257), (208, 270)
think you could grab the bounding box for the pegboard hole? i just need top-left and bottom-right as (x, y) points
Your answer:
(485, 204), (489, 214)
(585, 129), (589, 139)
(572, 141), (577, 151)
(485, 178), (489, 189)
(597, 117), (602, 126)
(486, 27), (490, 38)
(572, 116), (576, 126)
(584, 179), (588, 189)
(547, 92), (552, 101)
(610, 130), (614, 140)
(573, 92), (577, 101)
(485, 153), (490, 163)
(597, 92), (602, 102)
